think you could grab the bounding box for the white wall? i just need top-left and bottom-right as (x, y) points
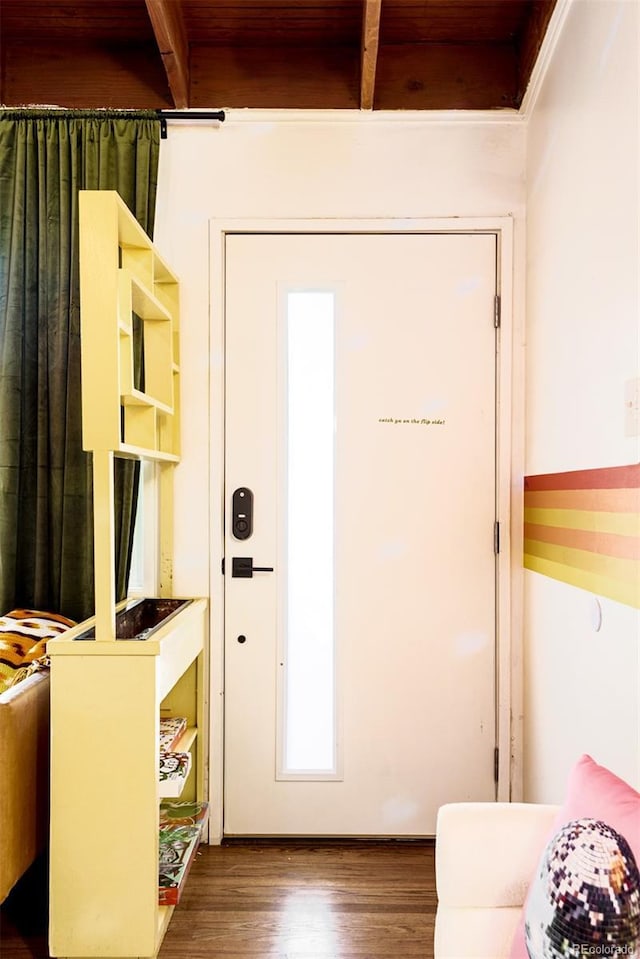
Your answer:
(524, 0), (640, 800)
(154, 116), (526, 595)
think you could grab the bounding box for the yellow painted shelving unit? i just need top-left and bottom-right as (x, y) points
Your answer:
(48, 192), (207, 959)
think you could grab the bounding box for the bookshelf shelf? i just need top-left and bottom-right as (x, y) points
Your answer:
(174, 727), (198, 753)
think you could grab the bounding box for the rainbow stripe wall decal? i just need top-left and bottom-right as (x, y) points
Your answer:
(524, 464), (640, 609)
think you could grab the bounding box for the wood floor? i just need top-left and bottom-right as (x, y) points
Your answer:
(1, 840), (437, 959)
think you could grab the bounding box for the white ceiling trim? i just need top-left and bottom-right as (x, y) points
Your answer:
(170, 107), (525, 127)
(519, 0), (574, 119)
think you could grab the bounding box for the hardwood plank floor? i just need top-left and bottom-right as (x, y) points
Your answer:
(161, 840), (437, 959)
(0, 840), (436, 959)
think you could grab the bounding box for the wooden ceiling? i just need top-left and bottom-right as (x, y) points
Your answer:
(1, 0), (557, 112)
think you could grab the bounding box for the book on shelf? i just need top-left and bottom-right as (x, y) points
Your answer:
(158, 802), (209, 905)
(158, 751), (192, 798)
(160, 800), (209, 830)
(158, 824), (200, 906)
(159, 716), (187, 751)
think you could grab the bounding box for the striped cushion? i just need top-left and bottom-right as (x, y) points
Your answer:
(0, 609), (76, 694)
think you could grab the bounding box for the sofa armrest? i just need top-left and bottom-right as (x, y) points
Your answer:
(0, 671), (51, 903)
(435, 801), (559, 909)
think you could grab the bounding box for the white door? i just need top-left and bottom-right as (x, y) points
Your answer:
(224, 233), (497, 836)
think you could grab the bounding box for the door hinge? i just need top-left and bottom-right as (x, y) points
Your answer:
(494, 294), (501, 329)
(221, 557), (225, 575)
(494, 521), (500, 554)
(494, 746), (500, 783)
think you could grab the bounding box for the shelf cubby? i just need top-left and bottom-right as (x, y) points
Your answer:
(78, 192), (180, 460)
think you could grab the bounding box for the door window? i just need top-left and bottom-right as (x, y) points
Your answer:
(278, 291), (338, 777)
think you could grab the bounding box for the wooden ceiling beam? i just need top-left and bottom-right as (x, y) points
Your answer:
(360, 0), (382, 110)
(144, 0), (190, 109)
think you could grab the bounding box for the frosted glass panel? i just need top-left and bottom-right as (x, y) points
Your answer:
(284, 292), (336, 774)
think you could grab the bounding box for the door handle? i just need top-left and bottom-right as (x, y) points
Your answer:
(232, 557), (275, 578)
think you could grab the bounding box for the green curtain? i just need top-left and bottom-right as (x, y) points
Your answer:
(0, 111), (160, 622)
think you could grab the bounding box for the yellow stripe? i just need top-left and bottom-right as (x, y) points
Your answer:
(524, 554), (640, 608)
(524, 508), (640, 537)
(524, 538), (639, 584)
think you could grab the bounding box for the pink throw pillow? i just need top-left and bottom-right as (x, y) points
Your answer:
(509, 754), (640, 958)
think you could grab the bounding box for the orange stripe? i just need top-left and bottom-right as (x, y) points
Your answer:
(524, 523), (640, 560)
(524, 488), (640, 513)
(525, 464), (640, 491)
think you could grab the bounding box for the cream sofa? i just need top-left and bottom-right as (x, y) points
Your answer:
(0, 671), (51, 902)
(434, 801), (560, 959)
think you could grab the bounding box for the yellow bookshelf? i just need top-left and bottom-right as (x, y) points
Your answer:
(48, 192), (207, 959)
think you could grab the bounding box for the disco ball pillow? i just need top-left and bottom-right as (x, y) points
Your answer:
(524, 818), (640, 958)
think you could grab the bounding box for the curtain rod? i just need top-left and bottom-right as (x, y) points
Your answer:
(0, 108), (225, 138)
(156, 110), (226, 138)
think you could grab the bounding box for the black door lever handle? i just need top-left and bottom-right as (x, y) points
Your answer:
(232, 557), (275, 578)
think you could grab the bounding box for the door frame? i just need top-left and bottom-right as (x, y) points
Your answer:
(208, 216), (521, 843)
